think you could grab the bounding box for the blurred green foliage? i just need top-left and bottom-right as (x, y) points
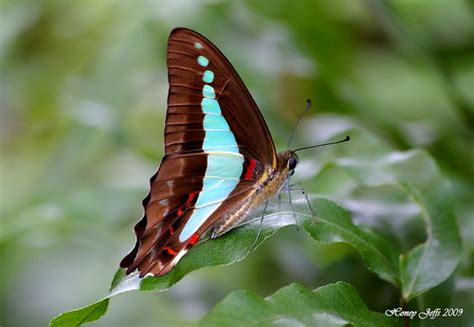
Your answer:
(1, 0), (473, 326)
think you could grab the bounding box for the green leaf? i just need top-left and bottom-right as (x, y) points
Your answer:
(49, 193), (399, 326)
(49, 209), (299, 326)
(49, 299), (109, 327)
(308, 130), (463, 300)
(398, 174), (462, 300)
(51, 194), (396, 326)
(201, 282), (400, 327)
(49, 130), (462, 325)
(304, 198), (400, 286)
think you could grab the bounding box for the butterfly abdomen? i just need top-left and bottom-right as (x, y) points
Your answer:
(210, 194), (255, 238)
(211, 161), (290, 237)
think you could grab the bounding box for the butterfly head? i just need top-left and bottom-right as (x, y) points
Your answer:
(287, 152), (299, 176)
(281, 136), (350, 177)
(278, 151), (299, 177)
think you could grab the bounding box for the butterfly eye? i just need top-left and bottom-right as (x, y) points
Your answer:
(288, 156), (298, 171)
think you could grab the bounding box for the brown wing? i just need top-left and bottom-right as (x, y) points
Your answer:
(167, 28), (277, 165)
(120, 154), (263, 277)
(120, 28), (275, 277)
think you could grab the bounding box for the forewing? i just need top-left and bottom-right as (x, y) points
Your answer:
(167, 28), (277, 166)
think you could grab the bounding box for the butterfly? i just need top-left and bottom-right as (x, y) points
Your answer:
(120, 28), (346, 278)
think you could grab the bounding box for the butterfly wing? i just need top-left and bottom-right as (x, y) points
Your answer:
(166, 28), (277, 163)
(120, 28), (277, 277)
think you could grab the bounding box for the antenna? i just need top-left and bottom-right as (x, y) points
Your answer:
(293, 135), (350, 153)
(287, 99), (312, 149)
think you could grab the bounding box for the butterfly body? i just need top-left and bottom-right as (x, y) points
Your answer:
(210, 151), (294, 238)
(120, 28), (299, 278)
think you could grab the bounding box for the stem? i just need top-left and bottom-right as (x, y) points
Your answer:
(400, 297), (410, 327)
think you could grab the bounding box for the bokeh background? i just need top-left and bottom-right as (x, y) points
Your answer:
(1, 0), (473, 326)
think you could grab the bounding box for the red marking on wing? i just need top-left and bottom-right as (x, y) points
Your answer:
(177, 191), (199, 217)
(188, 233), (200, 246)
(187, 191), (198, 205)
(163, 246), (177, 256)
(243, 159), (256, 180)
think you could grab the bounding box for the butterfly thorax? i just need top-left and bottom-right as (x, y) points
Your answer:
(210, 151), (295, 238)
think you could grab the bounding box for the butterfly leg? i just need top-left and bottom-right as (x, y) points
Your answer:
(248, 199), (269, 253)
(277, 193), (282, 212)
(286, 177), (300, 231)
(289, 182), (314, 216)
